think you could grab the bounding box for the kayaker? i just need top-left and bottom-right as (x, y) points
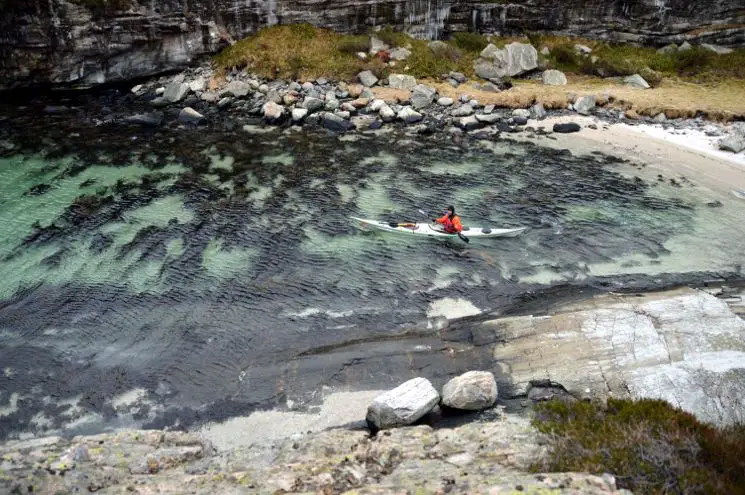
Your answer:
(433, 206), (463, 234)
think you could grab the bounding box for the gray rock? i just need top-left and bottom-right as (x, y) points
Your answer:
(266, 90), (283, 104)
(360, 88), (375, 99)
(324, 98), (340, 111)
(411, 84), (436, 109)
(511, 116), (529, 126)
(336, 110), (351, 120)
(124, 112), (163, 127)
(451, 105), (474, 117)
(149, 97), (170, 108)
(178, 107), (205, 124)
(483, 104), (495, 114)
(449, 71), (467, 83)
(369, 99), (386, 112)
(679, 41), (693, 52)
(427, 40), (450, 54)
(574, 44), (593, 54)
(200, 91), (218, 103)
(512, 108), (531, 119)
(701, 43), (733, 55)
(289, 81), (302, 92)
(358, 70), (379, 88)
(531, 103), (547, 120)
(301, 97), (325, 113)
(154, 87), (165, 95)
(247, 79), (261, 90)
(623, 74), (650, 89)
(397, 107), (423, 124)
(189, 78), (206, 93)
(366, 377), (439, 429)
(447, 78), (460, 88)
(475, 113), (500, 124)
(320, 112), (353, 131)
(217, 97), (232, 109)
(163, 82), (190, 103)
(369, 35), (389, 54)
(657, 44), (678, 54)
(653, 112), (667, 123)
(574, 95), (596, 115)
(481, 82), (501, 93)
(718, 134), (745, 153)
(130, 84), (144, 95)
(442, 371), (498, 411)
(474, 42), (538, 80)
(315, 77), (328, 85)
(379, 104), (396, 122)
(341, 102), (357, 112)
(541, 46), (551, 56)
(469, 99), (480, 108)
(456, 116), (483, 131)
(301, 82), (315, 91)
(220, 80), (250, 98)
(437, 97), (454, 106)
(262, 101), (284, 122)
(258, 83), (269, 94)
(388, 74), (417, 90)
(389, 47), (412, 61)
(542, 69), (567, 86)
(291, 108), (308, 122)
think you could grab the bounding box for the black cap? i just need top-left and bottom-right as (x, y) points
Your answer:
(447, 205), (455, 215)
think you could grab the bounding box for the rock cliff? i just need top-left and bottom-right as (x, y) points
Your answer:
(1, 0), (743, 89)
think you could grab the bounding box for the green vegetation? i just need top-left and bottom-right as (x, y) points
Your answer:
(451, 32), (490, 53)
(532, 398), (745, 494)
(214, 24), (481, 81)
(542, 37), (745, 83)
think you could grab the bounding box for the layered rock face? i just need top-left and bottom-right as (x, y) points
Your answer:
(1, 0), (743, 89)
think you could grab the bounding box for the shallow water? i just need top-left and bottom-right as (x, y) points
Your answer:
(1, 97), (744, 440)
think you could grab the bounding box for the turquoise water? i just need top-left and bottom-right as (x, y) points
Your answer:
(1, 109), (744, 439)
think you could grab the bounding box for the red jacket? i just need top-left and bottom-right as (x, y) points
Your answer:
(435, 214), (463, 233)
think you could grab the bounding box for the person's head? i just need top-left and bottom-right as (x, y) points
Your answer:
(444, 205), (455, 217)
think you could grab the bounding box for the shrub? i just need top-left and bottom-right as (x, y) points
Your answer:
(451, 32), (489, 53)
(532, 398), (745, 494)
(373, 27), (410, 48)
(338, 35), (369, 55)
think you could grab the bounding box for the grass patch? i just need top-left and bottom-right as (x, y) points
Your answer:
(532, 398), (745, 494)
(214, 24), (481, 81)
(451, 32), (490, 53)
(542, 36), (745, 83)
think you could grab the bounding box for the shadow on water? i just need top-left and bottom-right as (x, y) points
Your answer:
(0, 92), (743, 440)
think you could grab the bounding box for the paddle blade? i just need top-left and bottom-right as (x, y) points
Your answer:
(418, 209), (428, 218)
(458, 233), (470, 243)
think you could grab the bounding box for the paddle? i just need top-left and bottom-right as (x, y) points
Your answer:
(418, 209), (469, 243)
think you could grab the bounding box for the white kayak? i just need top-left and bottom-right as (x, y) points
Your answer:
(352, 217), (527, 239)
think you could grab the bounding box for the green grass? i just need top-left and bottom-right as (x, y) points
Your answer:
(532, 398), (745, 494)
(542, 37), (745, 83)
(214, 24), (482, 81)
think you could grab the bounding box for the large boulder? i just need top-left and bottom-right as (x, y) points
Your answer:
(163, 82), (190, 103)
(574, 95), (596, 115)
(624, 74), (650, 89)
(379, 104), (396, 122)
(410, 84), (436, 109)
(366, 378), (439, 429)
(542, 69), (567, 86)
(320, 112), (354, 132)
(532, 103), (547, 119)
(357, 70), (379, 88)
(718, 134), (745, 153)
(442, 371), (498, 410)
(701, 43), (733, 55)
(474, 42), (538, 80)
(388, 74), (417, 91)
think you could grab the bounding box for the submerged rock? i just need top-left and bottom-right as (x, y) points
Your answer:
(124, 112), (163, 127)
(366, 377), (439, 429)
(554, 122), (582, 133)
(442, 371), (498, 410)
